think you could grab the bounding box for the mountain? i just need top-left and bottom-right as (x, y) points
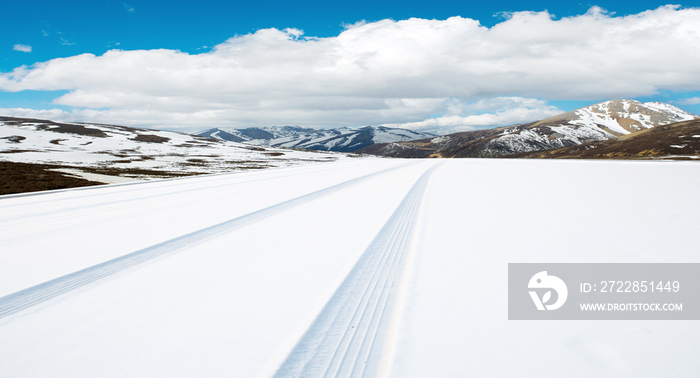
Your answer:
(357, 100), (699, 158)
(0, 116), (356, 192)
(197, 125), (435, 152)
(510, 118), (700, 160)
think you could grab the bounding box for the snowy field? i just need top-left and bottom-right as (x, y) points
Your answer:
(1, 158), (699, 377)
(1, 119), (350, 178)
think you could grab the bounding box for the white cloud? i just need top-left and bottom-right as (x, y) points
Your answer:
(382, 97), (562, 134)
(60, 37), (75, 46)
(2, 5), (700, 131)
(0, 108), (69, 120)
(12, 44), (32, 53)
(675, 97), (700, 105)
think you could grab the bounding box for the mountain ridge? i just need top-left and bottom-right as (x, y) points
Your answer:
(509, 119), (700, 160)
(197, 125), (435, 152)
(357, 100), (699, 158)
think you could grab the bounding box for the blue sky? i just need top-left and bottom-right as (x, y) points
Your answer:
(2, 1), (700, 131)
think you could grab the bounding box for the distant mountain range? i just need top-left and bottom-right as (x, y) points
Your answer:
(197, 126), (435, 152)
(358, 100), (699, 158)
(3, 99), (698, 192)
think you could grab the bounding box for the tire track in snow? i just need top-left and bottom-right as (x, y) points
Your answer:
(0, 160), (383, 224)
(274, 163), (439, 378)
(0, 162), (417, 320)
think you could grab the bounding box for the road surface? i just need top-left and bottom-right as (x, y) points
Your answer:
(1, 158), (699, 377)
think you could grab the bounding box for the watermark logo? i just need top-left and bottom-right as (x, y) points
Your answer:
(509, 264), (699, 320)
(528, 271), (568, 310)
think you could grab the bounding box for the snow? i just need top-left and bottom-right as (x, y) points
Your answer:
(1, 159), (700, 377)
(643, 102), (698, 121)
(372, 128), (430, 144)
(565, 100), (698, 136)
(483, 99), (699, 156)
(430, 136), (450, 144)
(390, 159), (700, 378)
(1, 120), (351, 175)
(206, 126), (433, 150)
(483, 125), (608, 156)
(486, 129), (553, 154)
(571, 107), (630, 135)
(0, 159), (406, 297)
(547, 124), (609, 143)
(50, 168), (142, 184)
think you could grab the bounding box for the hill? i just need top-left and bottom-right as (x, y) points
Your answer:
(510, 119), (700, 160)
(0, 116), (358, 194)
(358, 100), (698, 158)
(197, 125), (435, 152)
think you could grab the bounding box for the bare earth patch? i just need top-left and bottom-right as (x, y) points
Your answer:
(0, 161), (104, 196)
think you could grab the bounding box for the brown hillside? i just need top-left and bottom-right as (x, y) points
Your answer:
(511, 119), (700, 160)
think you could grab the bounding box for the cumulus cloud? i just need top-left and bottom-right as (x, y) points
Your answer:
(2, 5), (700, 130)
(0, 107), (228, 130)
(0, 108), (70, 120)
(12, 44), (32, 53)
(383, 97), (562, 133)
(675, 97), (700, 105)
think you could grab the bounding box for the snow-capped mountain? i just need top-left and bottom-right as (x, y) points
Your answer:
(524, 99), (697, 141)
(197, 125), (435, 152)
(0, 116), (354, 180)
(359, 100), (699, 158)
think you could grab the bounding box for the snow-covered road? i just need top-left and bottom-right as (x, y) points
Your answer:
(1, 159), (699, 377)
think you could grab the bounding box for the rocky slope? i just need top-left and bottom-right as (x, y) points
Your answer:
(198, 125), (435, 152)
(510, 119), (700, 160)
(358, 100), (698, 158)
